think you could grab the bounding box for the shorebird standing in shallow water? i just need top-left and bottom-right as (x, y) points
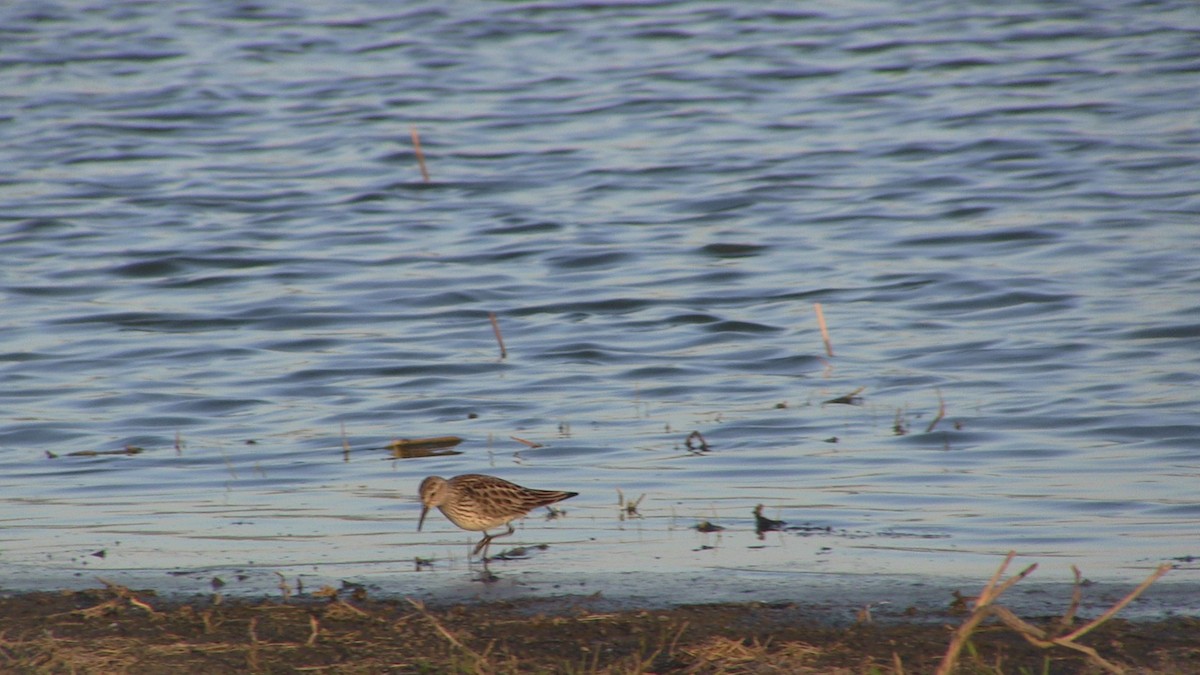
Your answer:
(417, 474), (578, 559)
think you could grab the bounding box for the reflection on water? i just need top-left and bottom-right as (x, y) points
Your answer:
(0, 0), (1198, 600)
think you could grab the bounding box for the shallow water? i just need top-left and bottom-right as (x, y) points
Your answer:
(1, 0), (1198, 603)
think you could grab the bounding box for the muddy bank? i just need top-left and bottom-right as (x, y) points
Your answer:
(3, 581), (1198, 674)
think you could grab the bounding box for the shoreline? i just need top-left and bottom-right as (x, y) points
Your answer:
(2, 580), (1198, 673)
(6, 558), (1197, 622)
(5, 551), (1200, 674)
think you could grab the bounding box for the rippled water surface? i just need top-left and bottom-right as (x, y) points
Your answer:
(2, 1), (1198, 602)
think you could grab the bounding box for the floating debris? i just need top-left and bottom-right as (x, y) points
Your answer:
(618, 489), (645, 521)
(753, 504), (786, 536)
(694, 520), (725, 533)
(823, 386), (865, 406)
(510, 435), (543, 448)
(790, 524), (834, 536)
(685, 430), (710, 453)
(64, 445), (144, 458)
(385, 436), (463, 459)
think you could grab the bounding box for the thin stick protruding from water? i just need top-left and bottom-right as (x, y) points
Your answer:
(489, 311), (507, 359)
(814, 302), (834, 357)
(410, 126), (430, 183)
(925, 387), (946, 433)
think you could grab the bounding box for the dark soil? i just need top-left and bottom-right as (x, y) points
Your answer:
(1, 584), (1198, 673)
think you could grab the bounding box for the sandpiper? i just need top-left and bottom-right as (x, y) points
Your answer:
(417, 473), (578, 559)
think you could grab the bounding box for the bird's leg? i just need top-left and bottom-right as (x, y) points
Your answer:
(473, 524), (516, 559)
(472, 533), (491, 557)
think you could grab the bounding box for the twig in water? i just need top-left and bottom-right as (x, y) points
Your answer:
(67, 445), (144, 457)
(814, 302), (834, 357)
(410, 126), (430, 183)
(489, 311), (507, 359)
(618, 489), (645, 520)
(823, 386), (865, 406)
(925, 387), (946, 433)
(510, 435), (542, 448)
(386, 436), (464, 459)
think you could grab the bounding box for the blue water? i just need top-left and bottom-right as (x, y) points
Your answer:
(1, 0), (1198, 604)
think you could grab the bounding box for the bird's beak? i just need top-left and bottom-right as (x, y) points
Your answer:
(418, 505), (429, 532)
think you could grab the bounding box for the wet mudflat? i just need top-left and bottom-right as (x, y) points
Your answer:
(3, 583), (1197, 674)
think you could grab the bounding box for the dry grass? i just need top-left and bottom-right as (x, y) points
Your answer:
(679, 635), (825, 673)
(937, 552), (1173, 675)
(0, 563), (1189, 675)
